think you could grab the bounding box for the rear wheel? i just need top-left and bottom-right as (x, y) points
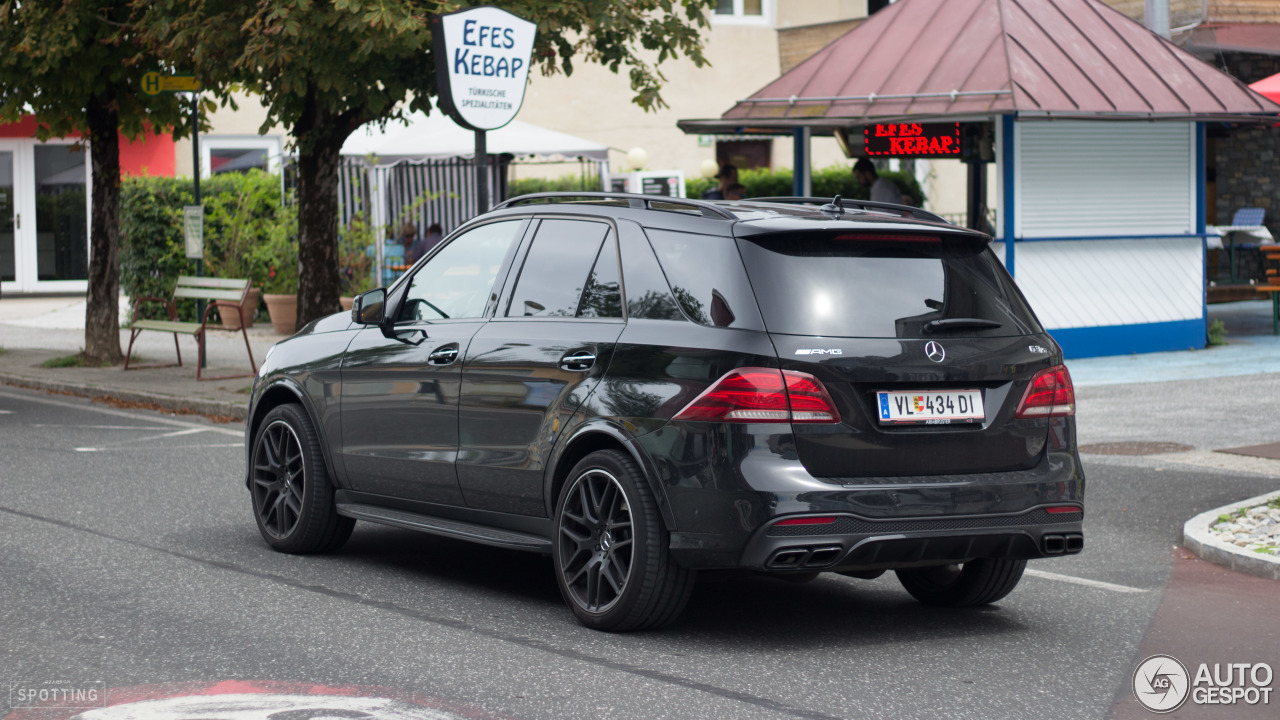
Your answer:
(553, 450), (693, 631)
(895, 558), (1026, 607)
(250, 404), (354, 554)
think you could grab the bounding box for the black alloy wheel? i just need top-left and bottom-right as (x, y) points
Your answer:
(553, 450), (693, 631)
(249, 404), (354, 554)
(895, 558), (1026, 607)
(557, 467), (635, 614)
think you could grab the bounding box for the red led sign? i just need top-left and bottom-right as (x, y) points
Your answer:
(864, 122), (961, 158)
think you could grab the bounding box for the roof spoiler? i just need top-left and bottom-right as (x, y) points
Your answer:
(745, 197), (949, 224)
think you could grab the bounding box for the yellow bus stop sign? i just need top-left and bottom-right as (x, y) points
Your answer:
(141, 72), (201, 95)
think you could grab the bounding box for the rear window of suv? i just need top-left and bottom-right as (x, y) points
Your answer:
(736, 232), (1042, 338)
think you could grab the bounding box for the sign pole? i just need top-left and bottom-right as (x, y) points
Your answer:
(475, 130), (488, 215)
(191, 92), (206, 370)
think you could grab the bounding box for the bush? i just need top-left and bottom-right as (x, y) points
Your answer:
(511, 172), (603, 197)
(685, 163), (926, 206)
(121, 170), (285, 320)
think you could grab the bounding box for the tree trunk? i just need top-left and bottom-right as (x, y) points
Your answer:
(84, 95), (123, 365)
(295, 138), (343, 331)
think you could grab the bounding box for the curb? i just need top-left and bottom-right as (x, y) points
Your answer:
(0, 372), (249, 421)
(1183, 491), (1280, 581)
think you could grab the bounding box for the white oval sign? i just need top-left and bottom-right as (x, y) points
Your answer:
(432, 6), (537, 131)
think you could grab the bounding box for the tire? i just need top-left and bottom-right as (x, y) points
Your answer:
(552, 449), (694, 631)
(249, 403), (354, 554)
(895, 558), (1026, 607)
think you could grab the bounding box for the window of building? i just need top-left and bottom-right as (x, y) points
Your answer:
(201, 136), (283, 178)
(711, 0), (771, 23)
(716, 140), (773, 171)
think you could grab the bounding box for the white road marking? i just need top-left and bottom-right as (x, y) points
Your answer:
(35, 424), (174, 430)
(69, 443), (244, 451)
(0, 388), (243, 437)
(1025, 568), (1147, 594)
(0, 409), (13, 414)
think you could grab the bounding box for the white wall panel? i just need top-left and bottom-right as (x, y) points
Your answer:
(1017, 122), (1195, 238)
(1014, 238), (1203, 329)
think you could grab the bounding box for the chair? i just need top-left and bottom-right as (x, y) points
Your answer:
(382, 241), (406, 285)
(1224, 207), (1266, 283)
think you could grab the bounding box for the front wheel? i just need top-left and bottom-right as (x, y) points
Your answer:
(552, 450), (693, 631)
(895, 558), (1026, 607)
(249, 403), (354, 554)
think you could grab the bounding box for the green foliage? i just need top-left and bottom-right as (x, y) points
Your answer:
(250, 201), (299, 295)
(1207, 318), (1228, 346)
(120, 171), (290, 319)
(685, 164), (927, 205)
(0, 1), (189, 140)
(41, 352), (110, 368)
(511, 173), (605, 196)
(339, 212), (378, 297)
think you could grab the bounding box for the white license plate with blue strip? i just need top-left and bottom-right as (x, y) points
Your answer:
(876, 389), (984, 425)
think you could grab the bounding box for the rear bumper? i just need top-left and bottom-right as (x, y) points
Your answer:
(739, 507), (1083, 573)
(637, 421), (1085, 571)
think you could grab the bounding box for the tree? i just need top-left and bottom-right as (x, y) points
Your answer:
(138, 0), (715, 331)
(0, 1), (189, 364)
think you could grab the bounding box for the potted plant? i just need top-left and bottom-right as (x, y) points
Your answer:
(255, 202), (300, 335)
(202, 170), (280, 329)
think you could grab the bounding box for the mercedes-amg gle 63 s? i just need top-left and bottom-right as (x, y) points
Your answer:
(245, 193), (1084, 631)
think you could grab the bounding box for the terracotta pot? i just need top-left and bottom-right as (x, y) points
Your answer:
(340, 296), (354, 311)
(263, 293), (298, 335)
(219, 287), (262, 330)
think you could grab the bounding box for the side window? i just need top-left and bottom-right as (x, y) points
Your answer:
(578, 231), (622, 319)
(506, 219), (608, 318)
(645, 229), (764, 330)
(399, 220), (522, 321)
(618, 222), (684, 321)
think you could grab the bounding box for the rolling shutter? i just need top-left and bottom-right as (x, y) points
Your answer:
(1016, 122), (1195, 238)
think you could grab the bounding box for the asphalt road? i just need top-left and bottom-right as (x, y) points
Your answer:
(1, 385), (1277, 720)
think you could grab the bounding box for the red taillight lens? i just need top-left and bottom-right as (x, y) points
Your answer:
(1045, 506), (1082, 514)
(1015, 365), (1075, 418)
(775, 516), (838, 526)
(672, 368), (841, 423)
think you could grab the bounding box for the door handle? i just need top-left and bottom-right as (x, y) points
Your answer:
(428, 346), (459, 365)
(560, 350), (596, 371)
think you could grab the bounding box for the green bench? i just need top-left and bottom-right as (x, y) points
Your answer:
(124, 276), (258, 381)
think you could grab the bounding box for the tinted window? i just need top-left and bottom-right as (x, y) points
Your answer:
(645, 229), (763, 330)
(507, 219), (608, 318)
(400, 220), (521, 321)
(618, 222), (684, 321)
(737, 233), (1043, 338)
(578, 231), (622, 318)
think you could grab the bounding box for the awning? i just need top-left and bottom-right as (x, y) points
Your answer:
(1186, 22), (1280, 56)
(679, 0), (1280, 137)
(342, 110), (609, 163)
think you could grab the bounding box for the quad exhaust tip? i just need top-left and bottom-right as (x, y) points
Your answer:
(1042, 534), (1084, 555)
(767, 545), (845, 569)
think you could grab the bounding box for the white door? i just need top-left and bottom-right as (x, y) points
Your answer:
(0, 139), (91, 294)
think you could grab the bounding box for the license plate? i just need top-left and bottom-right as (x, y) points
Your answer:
(876, 389), (984, 425)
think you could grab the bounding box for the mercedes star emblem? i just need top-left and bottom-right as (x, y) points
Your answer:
(924, 341), (946, 363)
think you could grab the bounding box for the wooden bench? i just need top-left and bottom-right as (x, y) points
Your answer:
(124, 276), (257, 381)
(1260, 245), (1280, 335)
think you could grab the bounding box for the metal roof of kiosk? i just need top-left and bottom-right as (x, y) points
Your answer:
(677, 0), (1280, 136)
(677, 0), (1280, 361)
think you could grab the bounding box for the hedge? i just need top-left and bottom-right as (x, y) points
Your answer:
(685, 164), (926, 206)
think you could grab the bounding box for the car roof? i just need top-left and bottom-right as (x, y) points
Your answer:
(484, 192), (988, 240)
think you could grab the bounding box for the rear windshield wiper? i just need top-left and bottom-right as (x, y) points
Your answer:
(923, 318), (1003, 333)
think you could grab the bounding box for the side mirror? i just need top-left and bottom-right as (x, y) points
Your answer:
(352, 288), (386, 325)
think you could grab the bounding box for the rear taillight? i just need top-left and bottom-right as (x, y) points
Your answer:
(1015, 365), (1075, 418)
(775, 516), (838, 526)
(672, 367), (841, 423)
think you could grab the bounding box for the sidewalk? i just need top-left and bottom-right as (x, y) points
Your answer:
(0, 295), (284, 420)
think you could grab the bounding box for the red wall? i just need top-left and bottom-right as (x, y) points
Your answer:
(0, 116), (176, 177)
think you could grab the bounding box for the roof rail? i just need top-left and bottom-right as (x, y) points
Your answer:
(493, 191), (737, 220)
(746, 197), (950, 224)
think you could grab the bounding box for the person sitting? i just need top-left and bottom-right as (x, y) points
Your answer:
(701, 163), (739, 200)
(408, 223), (443, 263)
(853, 157), (903, 205)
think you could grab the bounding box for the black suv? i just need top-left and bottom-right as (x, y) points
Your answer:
(245, 193), (1084, 631)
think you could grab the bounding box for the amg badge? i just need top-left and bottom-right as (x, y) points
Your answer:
(795, 349), (843, 356)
